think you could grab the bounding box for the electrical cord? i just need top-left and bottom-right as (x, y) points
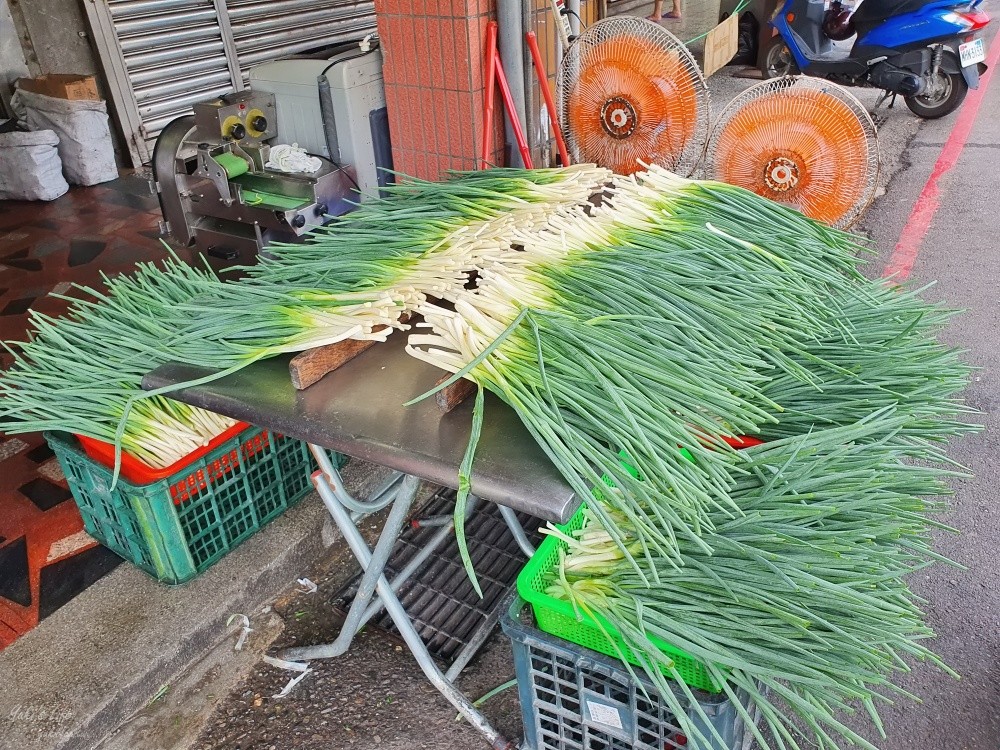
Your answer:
(305, 151), (361, 193)
(683, 0), (751, 45)
(319, 39), (380, 77)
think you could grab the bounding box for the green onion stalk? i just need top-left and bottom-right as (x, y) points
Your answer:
(545, 415), (964, 750)
(0, 255), (237, 467)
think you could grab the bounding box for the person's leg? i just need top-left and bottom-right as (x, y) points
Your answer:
(649, 0), (663, 20)
(663, 0), (681, 18)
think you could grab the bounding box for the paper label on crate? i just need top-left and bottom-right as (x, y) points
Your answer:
(586, 700), (624, 730)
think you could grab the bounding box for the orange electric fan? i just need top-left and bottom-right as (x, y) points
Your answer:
(558, 17), (710, 177)
(706, 77), (880, 229)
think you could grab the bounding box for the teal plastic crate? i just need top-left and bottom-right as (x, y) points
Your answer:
(47, 427), (322, 584)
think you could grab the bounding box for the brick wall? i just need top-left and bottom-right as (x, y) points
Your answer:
(375, 0), (505, 180)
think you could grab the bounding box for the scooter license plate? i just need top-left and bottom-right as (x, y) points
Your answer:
(959, 38), (986, 67)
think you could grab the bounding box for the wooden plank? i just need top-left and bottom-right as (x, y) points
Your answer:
(289, 338), (378, 389)
(292, 341), (476, 412)
(289, 315), (413, 390)
(434, 375), (477, 414)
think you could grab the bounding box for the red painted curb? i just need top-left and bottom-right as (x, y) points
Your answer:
(883, 40), (1000, 281)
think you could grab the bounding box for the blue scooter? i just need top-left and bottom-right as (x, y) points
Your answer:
(761, 0), (990, 117)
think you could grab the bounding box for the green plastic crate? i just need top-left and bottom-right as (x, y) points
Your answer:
(47, 427), (321, 585)
(516, 503), (723, 693)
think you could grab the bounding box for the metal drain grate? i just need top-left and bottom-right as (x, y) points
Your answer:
(335, 487), (544, 664)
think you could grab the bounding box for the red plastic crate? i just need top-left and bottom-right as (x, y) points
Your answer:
(75, 421), (253, 503)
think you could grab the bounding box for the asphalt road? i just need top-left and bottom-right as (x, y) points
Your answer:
(711, 31), (1000, 749)
(711, 39), (1000, 748)
(850, 29), (1000, 748)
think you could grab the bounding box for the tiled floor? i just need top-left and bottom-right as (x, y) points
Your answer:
(0, 174), (207, 648)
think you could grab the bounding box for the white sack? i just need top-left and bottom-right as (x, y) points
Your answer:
(0, 129), (69, 201)
(15, 89), (117, 186)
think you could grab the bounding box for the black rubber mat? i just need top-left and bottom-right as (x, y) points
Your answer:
(334, 487), (544, 664)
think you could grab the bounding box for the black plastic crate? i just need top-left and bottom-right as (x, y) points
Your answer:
(502, 597), (755, 750)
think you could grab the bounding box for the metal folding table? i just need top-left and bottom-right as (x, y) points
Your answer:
(144, 334), (579, 750)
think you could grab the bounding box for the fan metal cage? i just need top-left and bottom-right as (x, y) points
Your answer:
(558, 17), (711, 177)
(706, 76), (880, 229)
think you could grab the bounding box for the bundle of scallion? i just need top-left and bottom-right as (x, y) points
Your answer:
(613, 169), (974, 446)
(408, 166), (973, 590)
(157, 165), (613, 370)
(0, 167), (611, 472)
(543, 415), (962, 750)
(0, 255), (236, 468)
(754, 283), (974, 444)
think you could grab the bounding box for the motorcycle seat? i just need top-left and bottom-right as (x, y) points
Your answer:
(850, 0), (932, 35)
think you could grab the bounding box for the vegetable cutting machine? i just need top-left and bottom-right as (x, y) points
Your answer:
(154, 47), (393, 257)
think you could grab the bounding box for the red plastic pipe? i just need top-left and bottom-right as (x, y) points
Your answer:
(525, 31), (570, 167)
(494, 50), (534, 169)
(481, 21), (499, 169)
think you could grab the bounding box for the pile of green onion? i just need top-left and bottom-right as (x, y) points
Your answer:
(0, 166), (611, 469)
(0, 164), (974, 750)
(405, 166), (974, 750)
(162, 165), (614, 369)
(410, 166), (972, 574)
(547, 415), (960, 750)
(0, 256), (236, 467)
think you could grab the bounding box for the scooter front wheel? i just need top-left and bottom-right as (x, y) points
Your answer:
(760, 36), (800, 79)
(905, 56), (968, 118)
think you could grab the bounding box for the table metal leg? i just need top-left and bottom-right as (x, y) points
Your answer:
(283, 445), (516, 750)
(498, 504), (537, 558)
(311, 444), (403, 515)
(284, 470), (417, 661)
(354, 496), (479, 631)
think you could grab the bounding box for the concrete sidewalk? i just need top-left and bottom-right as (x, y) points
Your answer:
(0, 495), (329, 750)
(0, 459), (408, 750)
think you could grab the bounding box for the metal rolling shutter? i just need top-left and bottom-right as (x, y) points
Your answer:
(83, 0), (376, 166)
(227, 0), (376, 76)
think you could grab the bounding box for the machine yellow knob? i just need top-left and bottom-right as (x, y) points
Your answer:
(246, 108), (268, 137)
(222, 115), (245, 140)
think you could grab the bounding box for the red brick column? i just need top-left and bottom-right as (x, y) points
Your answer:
(375, 0), (504, 181)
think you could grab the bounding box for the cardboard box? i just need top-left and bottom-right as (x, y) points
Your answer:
(16, 74), (100, 101)
(702, 13), (740, 78)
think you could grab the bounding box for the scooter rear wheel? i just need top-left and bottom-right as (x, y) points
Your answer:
(905, 56), (968, 119)
(760, 35), (800, 78)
